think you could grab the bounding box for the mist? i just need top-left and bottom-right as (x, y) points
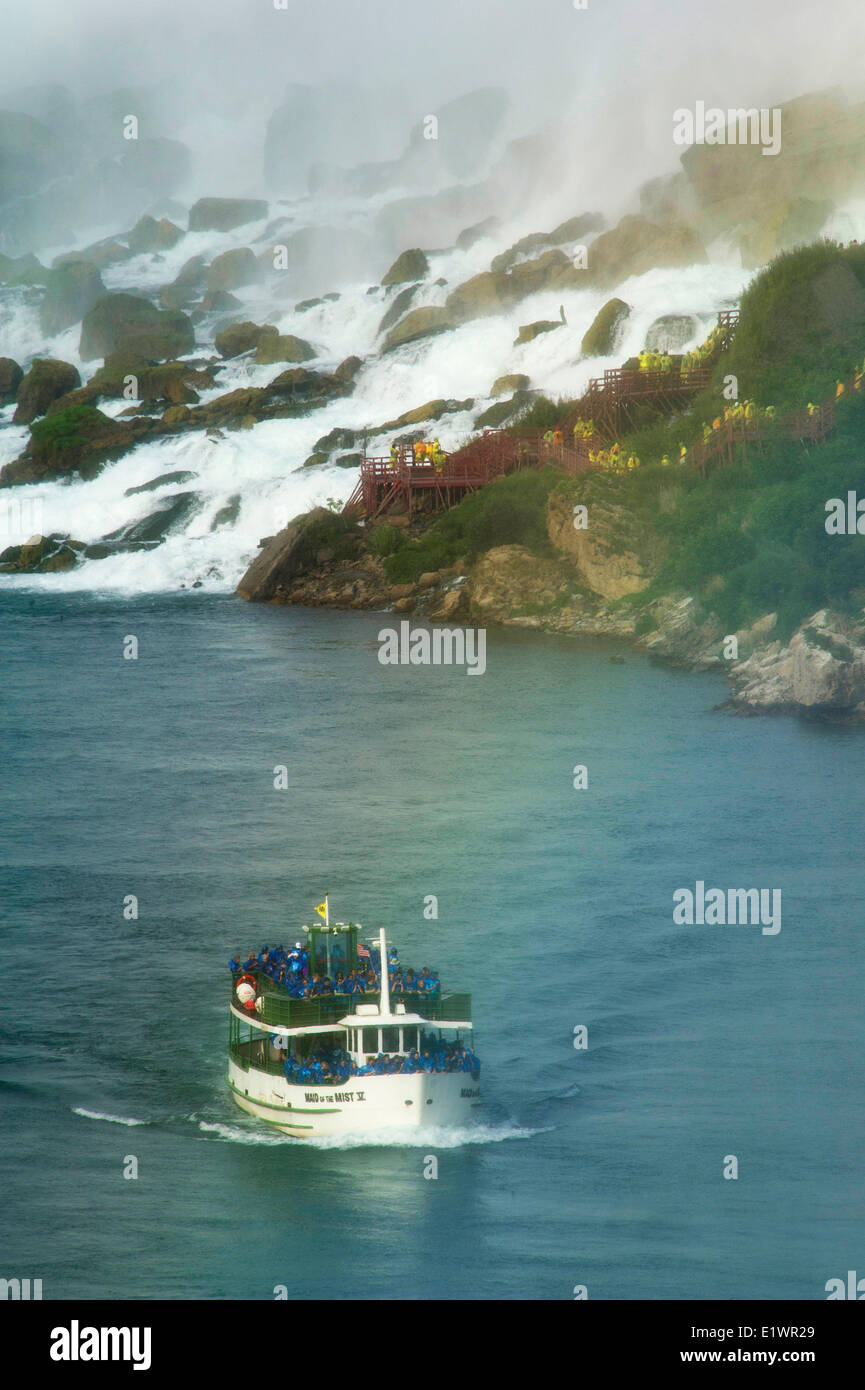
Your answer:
(3, 0), (865, 258)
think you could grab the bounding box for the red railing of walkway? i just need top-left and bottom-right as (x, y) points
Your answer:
(341, 310), (851, 516)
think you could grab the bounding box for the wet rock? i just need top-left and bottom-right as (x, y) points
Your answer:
(381, 248), (429, 286)
(589, 215), (707, 286)
(206, 247), (263, 291)
(491, 372), (530, 397)
(80, 293), (195, 361)
(514, 320), (561, 346)
(187, 197), (268, 233)
(87, 492), (201, 555)
(14, 358), (81, 423)
(254, 330), (315, 365)
(1, 405), (139, 485)
(379, 397), (473, 430)
(39, 260), (106, 335)
(237, 507), (360, 601)
(334, 355), (363, 382)
(210, 495), (241, 529)
(383, 305), (453, 351)
(125, 470), (198, 496)
(473, 392), (531, 428)
(378, 284), (419, 335)
(0, 251), (47, 285)
(158, 255), (208, 309)
(644, 314), (698, 352)
(295, 297), (324, 312)
(455, 216), (500, 250)
(581, 298), (630, 356)
(193, 290), (242, 318)
(0, 356), (23, 404)
(126, 214), (183, 255)
(214, 320), (275, 358)
(63, 239), (133, 271)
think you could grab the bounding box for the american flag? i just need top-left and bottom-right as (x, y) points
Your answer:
(357, 943), (370, 959)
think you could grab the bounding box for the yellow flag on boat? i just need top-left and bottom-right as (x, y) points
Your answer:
(314, 900), (327, 919)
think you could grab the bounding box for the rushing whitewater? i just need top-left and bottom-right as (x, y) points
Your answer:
(0, 182), (813, 596)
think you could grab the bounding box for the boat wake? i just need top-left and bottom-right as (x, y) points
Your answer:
(197, 1117), (545, 1149)
(72, 1107), (149, 1126)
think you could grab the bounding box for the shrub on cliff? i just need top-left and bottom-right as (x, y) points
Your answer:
(383, 469), (557, 581)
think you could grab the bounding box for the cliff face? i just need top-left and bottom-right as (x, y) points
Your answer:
(546, 491), (663, 600)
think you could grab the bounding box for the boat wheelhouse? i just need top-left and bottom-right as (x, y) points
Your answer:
(227, 921), (479, 1137)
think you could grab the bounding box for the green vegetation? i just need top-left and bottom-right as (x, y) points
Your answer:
(382, 468), (558, 583)
(30, 404), (100, 451)
(368, 523), (403, 557)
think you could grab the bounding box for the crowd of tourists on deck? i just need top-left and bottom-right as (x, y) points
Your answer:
(387, 439), (447, 472)
(229, 943), (441, 1001)
(276, 1036), (481, 1085)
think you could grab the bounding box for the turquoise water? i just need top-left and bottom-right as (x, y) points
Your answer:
(1, 591), (863, 1300)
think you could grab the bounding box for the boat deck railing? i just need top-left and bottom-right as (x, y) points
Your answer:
(233, 972), (470, 1028)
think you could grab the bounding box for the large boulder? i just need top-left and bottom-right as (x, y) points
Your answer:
(490, 372), (529, 397)
(85, 355), (215, 405)
(445, 270), (510, 324)
(0, 405), (138, 485)
(0, 356), (23, 404)
(381, 248), (429, 286)
(644, 314), (698, 352)
(514, 320), (561, 346)
(254, 330), (315, 365)
(39, 260), (106, 335)
(508, 248), (581, 297)
(188, 197), (268, 232)
(237, 507), (359, 601)
(383, 305), (453, 351)
(126, 215), (183, 255)
(378, 397), (473, 430)
(214, 320), (274, 358)
(581, 298), (630, 356)
(79, 293), (195, 361)
(589, 215), (707, 286)
(85, 493), (201, 556)
(0, 251), (47, 285)
(378, 284), (419, 335)
(159, 255), (207, 309)
(206, 247), (263, 291)
(548, 212), (605, 244)
(13, 358), (81, 423)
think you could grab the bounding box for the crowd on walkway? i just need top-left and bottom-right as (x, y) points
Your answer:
(230, 943), (442, 1001)
(388, 439), (447, 472)
(277, 1037), (481, 1085)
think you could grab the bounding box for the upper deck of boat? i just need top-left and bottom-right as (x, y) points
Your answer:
(232, 970), (471, 1031)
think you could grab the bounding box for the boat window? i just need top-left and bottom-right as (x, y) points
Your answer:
(362, 1027), (379, 1053)
(382, 1026), (400, 1053)
(402, 1027), (418, 1051)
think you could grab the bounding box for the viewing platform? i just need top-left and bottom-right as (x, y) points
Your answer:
(342, 310), (742, 518)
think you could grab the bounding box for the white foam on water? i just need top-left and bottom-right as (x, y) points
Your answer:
(73, 1107), (148, 1126)
(198, 1116), (545, 1148)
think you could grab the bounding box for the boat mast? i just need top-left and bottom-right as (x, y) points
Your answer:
(379, 927), (390, 1017)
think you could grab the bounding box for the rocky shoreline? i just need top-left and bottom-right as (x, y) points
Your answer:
(237, 508), (865, 723)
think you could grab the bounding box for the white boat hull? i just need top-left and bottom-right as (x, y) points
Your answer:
(227, 1058), (481, 1137)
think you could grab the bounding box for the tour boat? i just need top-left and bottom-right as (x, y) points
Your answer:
(227, 915), (479, 1138)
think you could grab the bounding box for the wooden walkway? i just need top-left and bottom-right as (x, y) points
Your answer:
(341, 309), (846, 518)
